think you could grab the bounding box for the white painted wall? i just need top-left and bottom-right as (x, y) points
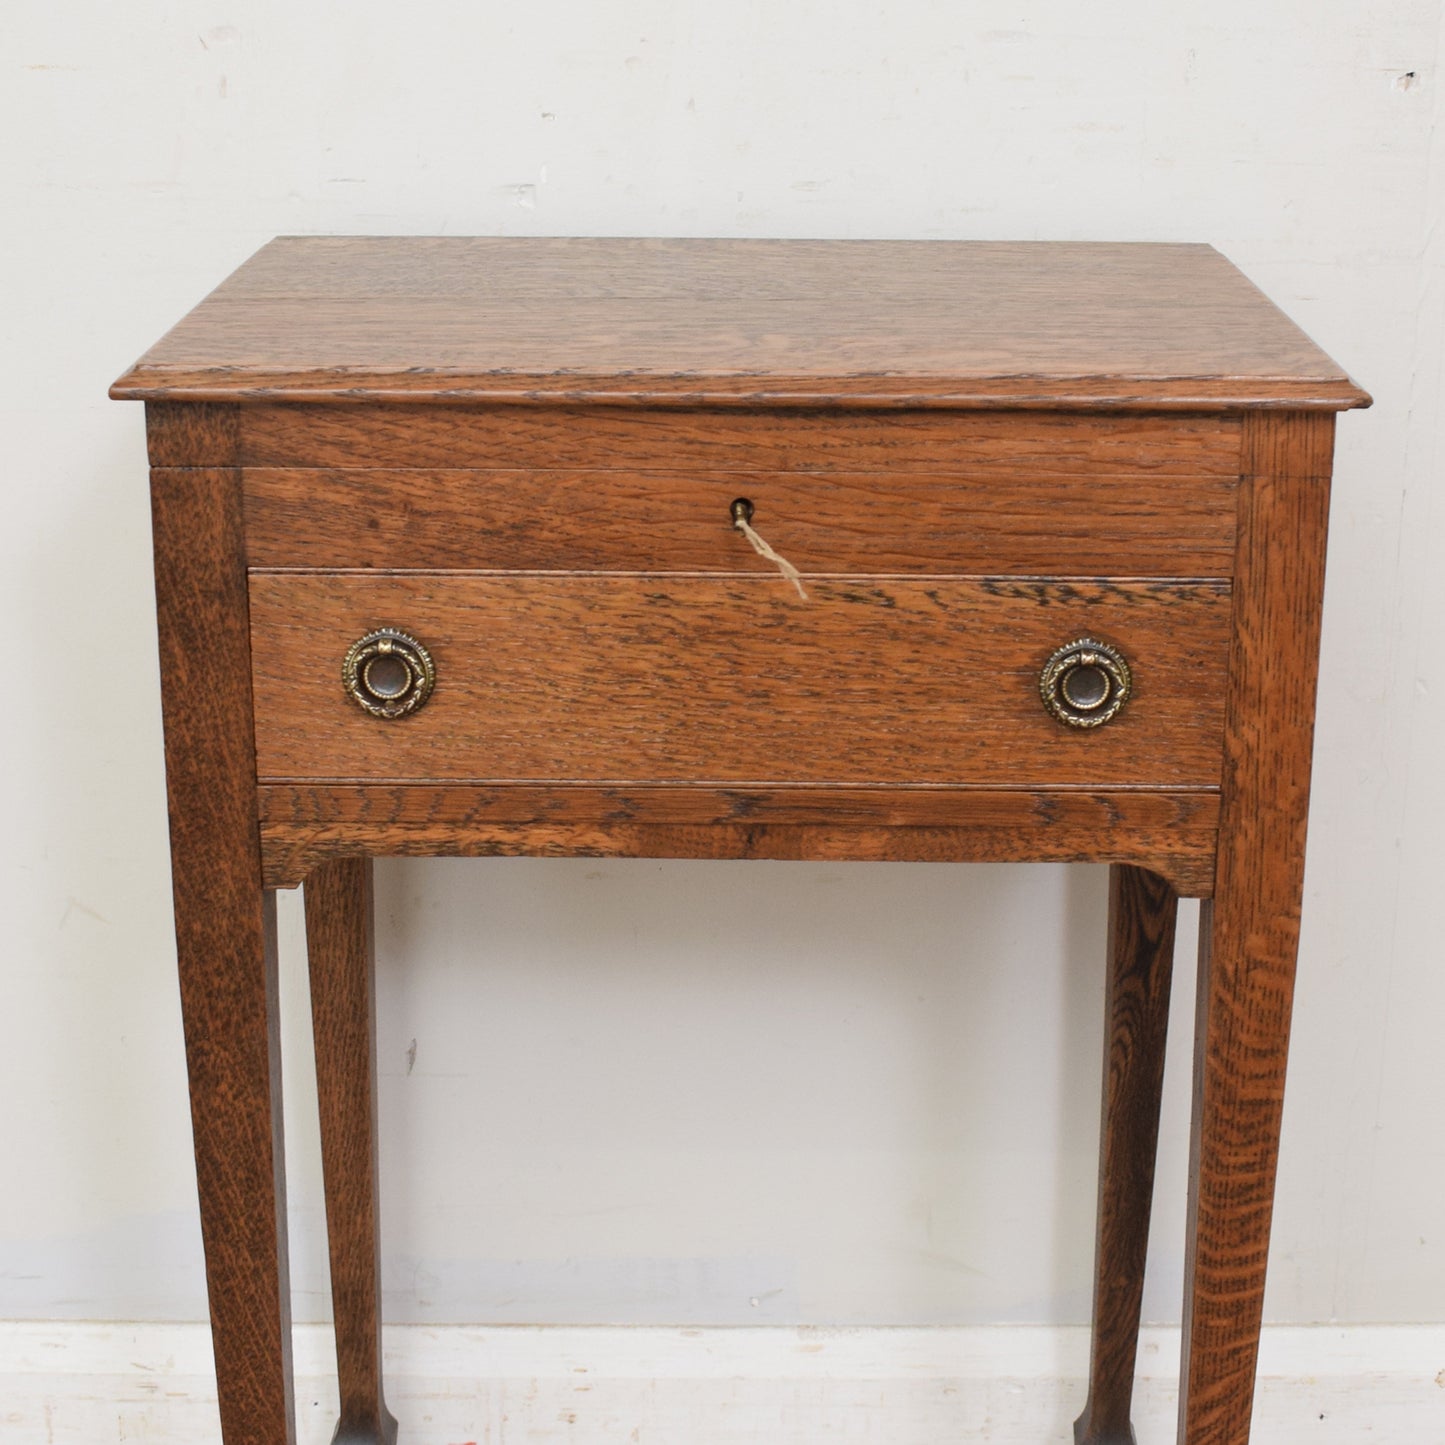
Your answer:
(3, 1), (1441, 1330)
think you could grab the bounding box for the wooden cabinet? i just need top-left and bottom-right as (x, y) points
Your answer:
(113, 236), (1368, 1445)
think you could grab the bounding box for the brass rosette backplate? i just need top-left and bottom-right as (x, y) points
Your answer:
(342, 628), (436, 719)
(1039, 637), (1132, 728)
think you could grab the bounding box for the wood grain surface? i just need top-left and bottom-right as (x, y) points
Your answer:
(148, 444), (296, 1445)
(257, 785), (1220, 895)
(1076, 866), (1178, 1445)
(304, 859), (396, 1445)
(241, 466), (1238, 576)
(247, 574), (1232, 788)
(238, 403), (1242, 474)
(109, 238), (1370, 410)
(260, 820), (1219, 898)
(146, 401), (240, 467)
(257, 782), (1220, 830)
(1179, 412), (1336, 1445)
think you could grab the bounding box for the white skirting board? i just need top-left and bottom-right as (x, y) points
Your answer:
(1, 1322), (1442, 1442)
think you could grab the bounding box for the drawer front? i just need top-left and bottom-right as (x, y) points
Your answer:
(249, 574), (1231, 787)
(242, 467), (1238, 576)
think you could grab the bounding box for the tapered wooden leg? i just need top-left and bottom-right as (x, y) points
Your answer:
(1074, 865), (1177, 1445)
(151, 443), (297, 1445)
(306, 857), (397, 1445)
(1177, 413), (1335, 1443)
(175, 887), (296, 1445)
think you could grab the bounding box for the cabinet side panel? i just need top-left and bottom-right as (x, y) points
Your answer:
(146, 402), (241, 467)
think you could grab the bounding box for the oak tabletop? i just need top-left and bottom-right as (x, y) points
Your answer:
(111, 236), (1369, 411)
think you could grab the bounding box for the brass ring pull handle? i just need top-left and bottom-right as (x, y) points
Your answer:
(1039, 637), (1131, 728)
(342, 628), (436, 719)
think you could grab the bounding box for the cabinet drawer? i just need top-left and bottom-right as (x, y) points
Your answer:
(249, 573), (1231, 787)
(242, 468), (1238, 576)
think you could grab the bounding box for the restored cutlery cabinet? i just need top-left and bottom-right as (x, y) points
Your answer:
(112, 237), (1368, 1445)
